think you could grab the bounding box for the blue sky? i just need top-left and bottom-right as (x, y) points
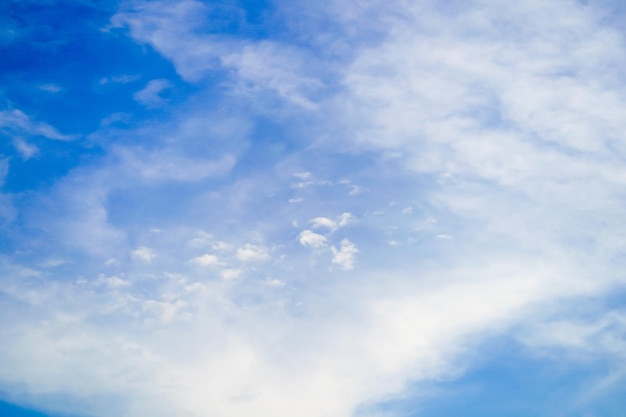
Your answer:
(2, 0), (626, 416)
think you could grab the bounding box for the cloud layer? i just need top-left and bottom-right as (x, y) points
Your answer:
(1, 1), (626, 417)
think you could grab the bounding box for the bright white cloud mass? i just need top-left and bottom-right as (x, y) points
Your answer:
(1, 1), (626, 416)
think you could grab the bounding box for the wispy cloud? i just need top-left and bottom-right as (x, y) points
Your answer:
(39, 84), (62, 93)
(114, 147), (236, 182)
(0, 109), (76, 141)
(298, 229), (327, 248)
(133, 79), (172, 107)
(13, 137), (39, 159)
(112, 1), (326, 108)
(0, 157), (9, 187)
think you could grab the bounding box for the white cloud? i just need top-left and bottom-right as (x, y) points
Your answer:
(116, 148), (235, 182)
(236, 244), (269, 262)
(112, 1), (324, 108)
(220, 268), (243, 280)
(186, 232), (214, 248)
(13, 137), (39, 159)
(3, 1), (626, 417)
(111, 0), (235, 81)
(212, 241), (233, 251)
(100, 275), (131, 288)
(309, 216), (335, 230)
(100, 112), (131, 127)
(337, 213), (352, 227)
(347, 184), (362, 196)
(133, 79), (172, 107)
(298, 229), (328, 248)
(0, 257), (586, 417)
(39, 259), (66, 268)
(99, 74), (140, 84)
(310, 212), (353, 232)
(39, 84), (61, 93)
(221, 42), (324, 108)
(132, 247), (156, 262)
(104, 258), (119, 266)
(189, 254), (221, 266)
(293, 172), (312, 180)
(142, 298), (187, 324)
(263, 277), (286, 287)
(0, 109), (75, 140)
(13, 160), (126, 257)
(331, 239), (359, 270)
(0, 157), (8, 187)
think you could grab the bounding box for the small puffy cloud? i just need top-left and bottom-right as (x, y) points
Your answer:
(298, 229), (327, 248)
(97, 274), (131, 288)
(132, 246), (156, 262)
(236, 244), (269, 262)
(310, 216), (335, 229)
(189, 254), (220, 266)
(331, 239), (359, 270)
(310, 212), (353, 232)
(106, 276), (131, 288)
(220, 268), (243, 280)
(133, 79), (172, 107)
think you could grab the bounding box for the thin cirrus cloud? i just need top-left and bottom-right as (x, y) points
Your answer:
(133, 79), (172, 107)
(0, 109), (76, 141)
(1, 1), (626, 417)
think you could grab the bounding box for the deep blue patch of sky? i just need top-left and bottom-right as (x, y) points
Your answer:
(0, 0), (287, 195)
(0, 0), (191, 193)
